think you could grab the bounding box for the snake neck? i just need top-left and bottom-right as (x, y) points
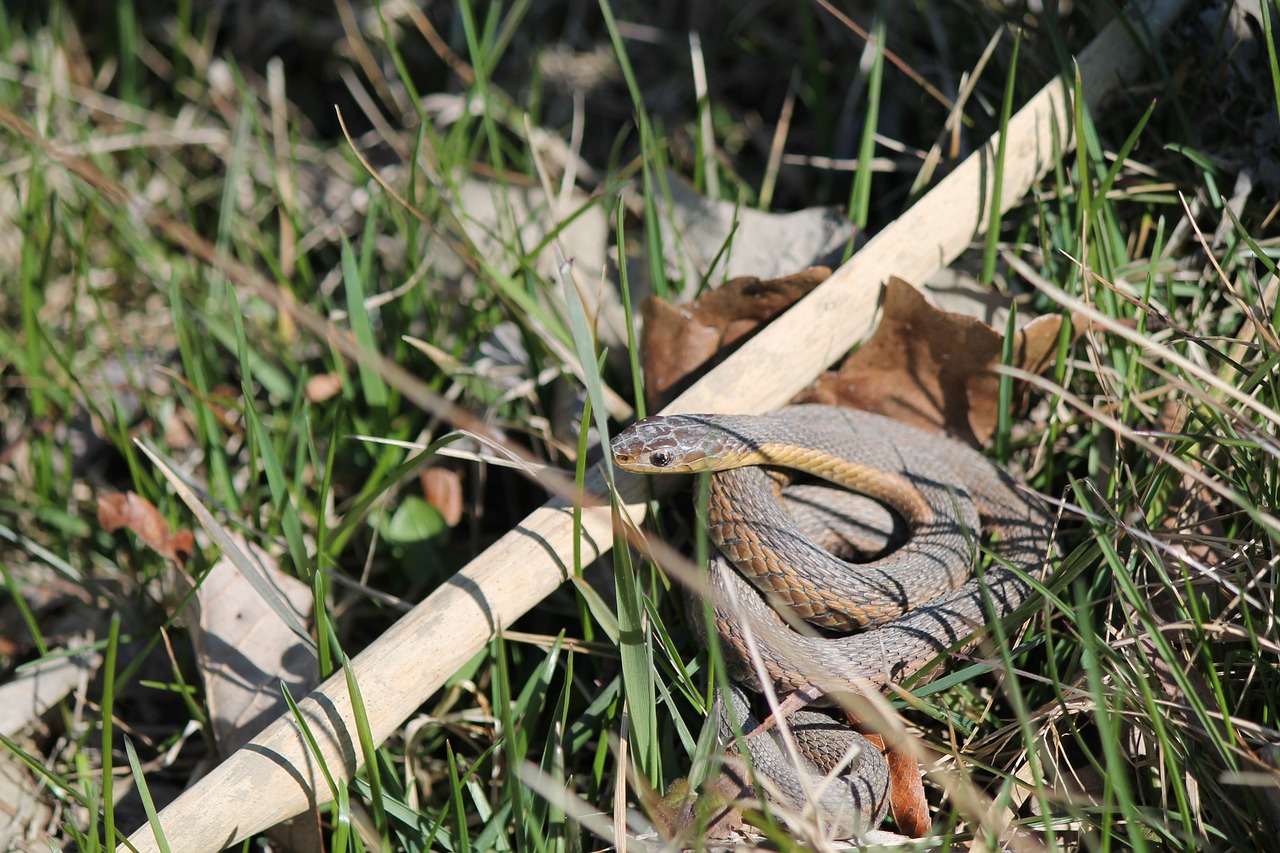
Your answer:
(747, 442), (934, 526)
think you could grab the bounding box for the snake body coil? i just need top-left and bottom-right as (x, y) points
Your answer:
(611, 404), (1052, 836)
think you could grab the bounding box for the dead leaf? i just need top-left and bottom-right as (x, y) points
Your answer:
(162, 407), (197, 450)
(796, 277), (1073, 446)
(640, 267), (831, 410)
(862, 732), (930, 838)
(0, 647), (102, 738)
(183, 539), (317, 757)
(304, 372), (343, 403)
(439, 176), (618, 346)
(0, 744), (51, 843)
(639, 170), (858, 296)
(98, 492), (195, 565)
(421, 466), (464, 528)
(1135, 627), (1280, 827)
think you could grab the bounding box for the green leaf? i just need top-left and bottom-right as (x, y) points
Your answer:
(382, 495), (447, 544)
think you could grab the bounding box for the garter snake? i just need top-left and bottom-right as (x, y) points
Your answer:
(611, 404), (1053, 836)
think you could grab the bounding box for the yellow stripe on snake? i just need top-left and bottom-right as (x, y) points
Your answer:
(610, 404), (1053, 838)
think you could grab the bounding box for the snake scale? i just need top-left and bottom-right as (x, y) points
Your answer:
(610, 404), (1053, 837)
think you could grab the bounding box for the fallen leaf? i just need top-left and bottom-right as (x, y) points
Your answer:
(796, 277), (1073, 446)
(183, 538), (317, 757)
(137, 443), (324, 849)
(421, 466), (464, 528)
(98, 492), (195, 565)
(0, 744), (51, 843)
(639, 170), (858, 295)
(162, 406), (197, 450)
(862, 731), (930, 838)
(443, 176), (620, 347)
(1154, 399), (1228, 571)
(640, 267), (831, 410)
(1018, 312), (1072, 376)
(0, 646), (102, 738)
(304, 372), (343, 403)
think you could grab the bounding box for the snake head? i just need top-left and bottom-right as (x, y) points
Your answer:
(610, 415), (718, 473)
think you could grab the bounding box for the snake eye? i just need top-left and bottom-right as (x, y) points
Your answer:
(648, 450), (673, 468)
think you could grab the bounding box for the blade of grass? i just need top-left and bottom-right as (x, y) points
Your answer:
(281, 681), (354, 850)
(1260, 0), (1280, 128)
(136, 440), (314, 646)
(848, 12), (886, 231)
(124, 738), (170, 853)
(100, 614), (121, 849)
(981, 31), (1020, 286)
(597, 0), (670, 300)
(341, 236), (389, 408)
(341, 651), (391, 851)
(611, 507), (659, 783)
(228, 283), (311, 578)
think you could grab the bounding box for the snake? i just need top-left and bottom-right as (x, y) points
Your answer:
(717, 681), (890, 838)
(610, 404), (1053, 836)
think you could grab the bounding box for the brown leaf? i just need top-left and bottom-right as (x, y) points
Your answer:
(797, 277), (1072, 446)
(884, 743), (930, 838)
(421, 466), (464, 528)
(162, 406), (197, 450)
(97, 492), (195, 565)
(640, 267), (832, 410)
(862, 731), (930, 838)
(1017, 312), (1072, 378)
(304, 372), (344, 403)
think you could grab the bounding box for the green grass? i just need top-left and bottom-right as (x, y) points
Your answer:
(1, 0), (1278, 851)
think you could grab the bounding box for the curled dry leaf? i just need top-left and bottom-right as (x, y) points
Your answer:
(796, 276), (1074, 446)
(640, 267), (832, 411)
(97, 491), (195, 565)
(861, 731), (931, 838)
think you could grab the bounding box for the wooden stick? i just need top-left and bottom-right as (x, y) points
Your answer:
(122, 1), (1190, 849)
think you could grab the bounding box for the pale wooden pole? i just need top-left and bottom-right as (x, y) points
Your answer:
(122, 1), (1191, 849)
